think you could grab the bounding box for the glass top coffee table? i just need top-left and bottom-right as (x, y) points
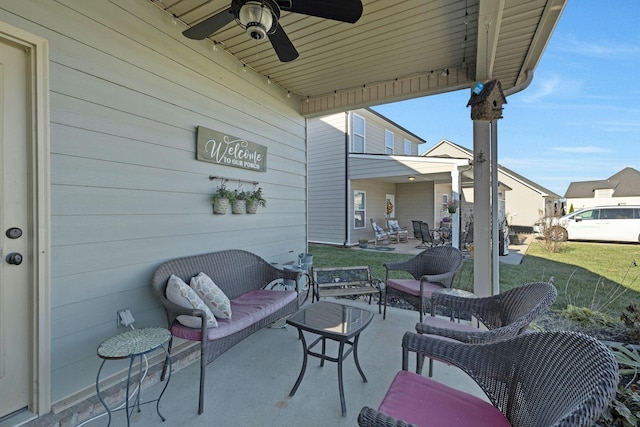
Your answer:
(286, 301), (374, 416)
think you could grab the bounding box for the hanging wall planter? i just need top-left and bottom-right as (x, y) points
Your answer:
(231, 189), (248, 214)
(232, 199), (246, 214)
(447, 199), (459, 214)
(211, 182), (233, 215)
(213, 198), (229, 214)
(245, 187), (266, 214)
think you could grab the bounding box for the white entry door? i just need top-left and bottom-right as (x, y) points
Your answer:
(0, 36), (32, 418)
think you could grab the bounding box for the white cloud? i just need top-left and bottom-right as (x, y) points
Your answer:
(552, 146), (612, 153)
(555, 35), (640, 59)
(521, 75), (562, 103)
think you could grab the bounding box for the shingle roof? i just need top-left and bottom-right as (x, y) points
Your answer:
(564, 167), (640, 198)
(424, 140), (561, 198)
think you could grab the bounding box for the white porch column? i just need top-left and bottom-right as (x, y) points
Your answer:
(450, 167), (460, 249)
(491, 120), (500, 295)
(473, 121), (491, 297)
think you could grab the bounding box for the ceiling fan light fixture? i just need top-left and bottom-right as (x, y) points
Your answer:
(238, 1), (275, 40)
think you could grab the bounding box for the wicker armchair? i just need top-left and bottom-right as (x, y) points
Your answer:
(418, 281), (557, 376)
(383, 246), (463, 321)
(358, 331), (618, 427)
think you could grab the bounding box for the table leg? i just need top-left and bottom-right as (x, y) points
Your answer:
(96, 360), (112, 427)
(352, 334), (368, 383)
(337, 340), (347, 417)
(320, 337), (326, 367)
(125, 355), (135, 427)
(289, 329), (308, 396)
(135, 355), (143, 413)
(156, 346), (172, 422)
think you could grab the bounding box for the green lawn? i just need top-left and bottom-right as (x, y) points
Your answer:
(308, 241), (640, 317)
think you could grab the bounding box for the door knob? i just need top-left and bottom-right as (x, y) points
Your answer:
(6, 252), (23, 265)
(6, 227), (22, 239)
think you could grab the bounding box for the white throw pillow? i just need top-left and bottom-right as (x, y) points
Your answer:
(166, 274), (218, 328)
(190, 272), (232, 319)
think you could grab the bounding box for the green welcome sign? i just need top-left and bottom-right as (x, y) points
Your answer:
(196, 126), (267, 172)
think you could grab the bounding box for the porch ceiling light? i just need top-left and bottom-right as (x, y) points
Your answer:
(408, 176), (415, 181)
(237, 1), (276, 40)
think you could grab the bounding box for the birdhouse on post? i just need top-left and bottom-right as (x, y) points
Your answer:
(466, 79), (506, 121)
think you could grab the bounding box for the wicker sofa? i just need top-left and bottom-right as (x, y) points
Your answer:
(151, 249), (300, 414)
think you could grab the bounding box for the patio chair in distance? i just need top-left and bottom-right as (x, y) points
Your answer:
(387, 219), (409, 243)
(417, 280), (557, 376)
(358, 330), (618, 427)
(411, 220), (423, 247)
(383, 246), (463, 321)
(411, 220), (434, 248)
(370, 218), (390, 246)
(419, 222), (439, 247)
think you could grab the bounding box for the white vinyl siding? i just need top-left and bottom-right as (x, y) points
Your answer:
(2, 0), (307, 406)
(308, 114), (348, 243)
(404, 138), (412, 155)
(385, 130), (394, 154)
(352, 114), (365, 153)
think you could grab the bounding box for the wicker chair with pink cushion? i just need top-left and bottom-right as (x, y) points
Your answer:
(358, 330), (618, 427)
(383, 246), (463, 321)
(418, 280), (557, 376)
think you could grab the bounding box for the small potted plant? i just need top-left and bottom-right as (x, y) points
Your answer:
(358, 239), (369, 248)
(246, 187), (266, 214)
(231, 190), (248, 214)
(212, 183), (234, 214)
(447, 199), (459, 214)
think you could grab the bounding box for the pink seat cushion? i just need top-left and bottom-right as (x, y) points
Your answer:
(378, 371), (511, 427)
(386, 279), (445, 298)
(172, 289), (297, 341)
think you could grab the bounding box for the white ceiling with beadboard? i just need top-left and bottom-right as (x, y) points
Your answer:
(151, 0), (566, 117)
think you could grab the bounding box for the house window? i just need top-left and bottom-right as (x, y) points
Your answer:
(404, 138), (411, 155)
(594, 189), (614, 198)
(441, 194), (449, 212)
(354, 191), (366, 229)
(352, 114), (365, 153)
(385, 130), (394, 154)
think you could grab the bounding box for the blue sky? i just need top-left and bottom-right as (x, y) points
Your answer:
(372, 0), (640, 197)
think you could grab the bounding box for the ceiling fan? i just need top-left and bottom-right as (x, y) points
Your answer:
(182, 0), (364, 62)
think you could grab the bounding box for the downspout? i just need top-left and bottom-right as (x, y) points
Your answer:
(344, 111), (350, 247)
(503, 70), (534, 97)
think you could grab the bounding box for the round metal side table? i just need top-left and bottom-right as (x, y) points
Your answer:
(96, 327), (172, 426)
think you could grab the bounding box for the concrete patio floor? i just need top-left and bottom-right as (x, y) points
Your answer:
(18, 238), (532, 427)
(76, 299), (487, 427)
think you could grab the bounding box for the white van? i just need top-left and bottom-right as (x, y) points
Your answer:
(534, 206), (640, 243)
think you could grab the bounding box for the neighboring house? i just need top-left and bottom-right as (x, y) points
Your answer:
(308, 109), (470, 246)
(423, 140), (562, 228)
(565, 167), (640, 211)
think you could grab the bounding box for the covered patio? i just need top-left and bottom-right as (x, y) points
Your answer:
(0, 0), (567, 424)
(39, 299), (486, 427)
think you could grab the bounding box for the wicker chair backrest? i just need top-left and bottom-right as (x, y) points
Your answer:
(151, 249), (283, 304)
(480, 281), (557, 330)
(414, 246), (463, 285)
(402, 330), (618, 427)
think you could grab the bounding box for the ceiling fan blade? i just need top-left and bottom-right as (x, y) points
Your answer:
(183, 8), (235, 40)
(279, 0), (363, 24)
(268, 23), (299, 62)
